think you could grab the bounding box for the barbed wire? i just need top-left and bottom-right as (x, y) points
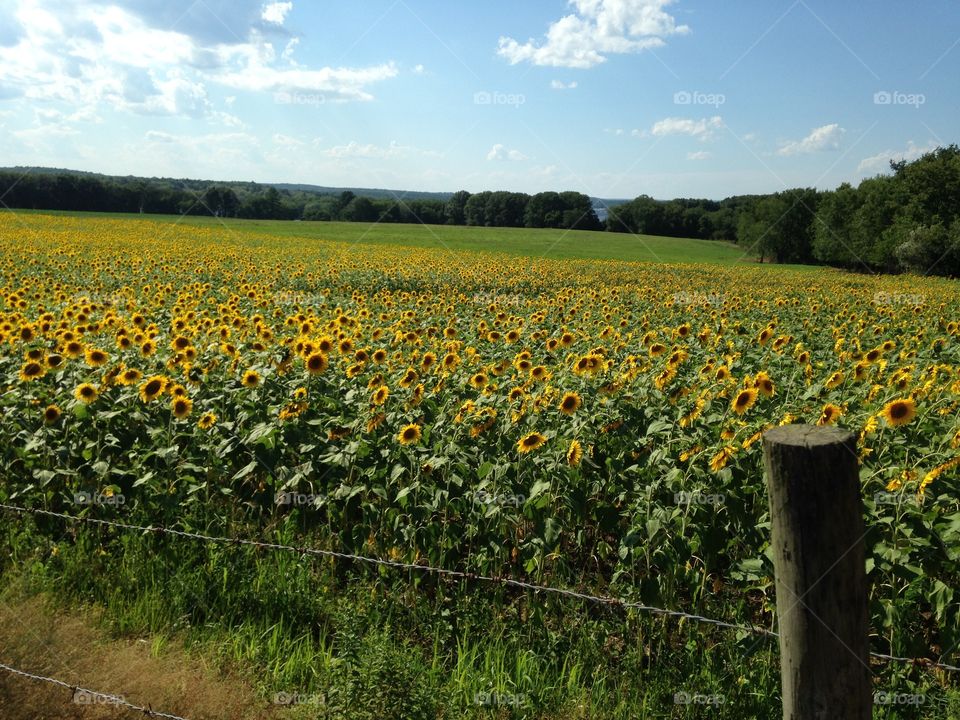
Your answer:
(2, 502), (959, 674)
(0, 661), (191, 719)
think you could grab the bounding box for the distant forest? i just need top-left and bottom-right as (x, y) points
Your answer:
(2, 144), (959, 276)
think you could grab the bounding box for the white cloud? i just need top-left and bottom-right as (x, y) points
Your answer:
(498, 0), (689, 69)
(486, 143), (528, 161)
(412, 64), (425, 74)
(0, 0), (399, 124)
(857, 140), (937, 174)
(687, 150), (710, 160)
(777, 123), (845, 156)
(322, 140), (413, 159)
(604, 128), (625, 136)
(550, 79), (578, 89)
(650, 115), (723, 141)
(261, 2), (293, 25)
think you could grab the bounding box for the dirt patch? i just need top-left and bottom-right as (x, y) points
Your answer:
(0, 595), (288, 720)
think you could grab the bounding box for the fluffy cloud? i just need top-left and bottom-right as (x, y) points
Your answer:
(857, 140), (937, 174)
(498, 0), (689, 68)
(777, 123), (845, 156)
(261, 2), (293, 25)
(650, 116), (723, 141)
(486, 144), (528, 161)
(0, 0), (398, 121)
(551, 80), (578, 89)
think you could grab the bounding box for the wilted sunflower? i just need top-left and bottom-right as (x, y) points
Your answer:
(880, 397), (916, 427)
(171, 396), (193, 419)
(139, 375), (168, 402)
(517, 432), (547, 454)
(558, 392), (582, 415)
(731, 388), (758, 415)
(74, 383), (98, 404)
(397, 423), (422, 445)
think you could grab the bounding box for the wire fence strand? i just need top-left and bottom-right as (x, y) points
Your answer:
(2, 502), (959, 674)
(0, 661), (191, 719)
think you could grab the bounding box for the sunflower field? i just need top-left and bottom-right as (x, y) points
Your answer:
(2, 212), (960, 718)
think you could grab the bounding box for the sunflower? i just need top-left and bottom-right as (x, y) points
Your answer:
(305, 352), (328, 375)
(118, 368), (143, 386)
(754, 371), (775, 397)
(74, 383), (98, 404)
(371, 385), (390, 405)
(397, 423), (422, 445)
(85, 348), (109, 367)
(140, 340), (157, 356)
(399, 368), (418, 388)
(709, 446), (736, 472)
(567, 439), (583, 467)
(530, 365), (549, 382)
(139, 375), (168, 402)
(469, 372), (488, 389)
(880, 397), (916, 427)
(45, 354), (64, 369)
(43, 404), (62, 424)
(171, 396), (193, 419)
(558, 392), (582, 415)
(825, 371), (844, 389)
(19, 361), (45, 382)
(242, 370), (261, 388)
(197, 412), (217, 429)
(730, 388), (758, 415)
(817, 403), (843, 426)
(517, 432), (547, 454)
(293, 386), (308, 400)
(63, 340), (84, 358)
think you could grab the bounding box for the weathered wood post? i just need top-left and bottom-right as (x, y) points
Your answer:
(762, 425), (871, 719)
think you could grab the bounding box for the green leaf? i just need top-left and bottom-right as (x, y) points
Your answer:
(233, 461), (259, 480)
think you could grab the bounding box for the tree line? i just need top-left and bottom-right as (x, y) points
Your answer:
(0, 169), (601, 231)
(3, 145), (959, 275)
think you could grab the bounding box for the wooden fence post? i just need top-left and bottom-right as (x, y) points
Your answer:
(762, 424), (872, 719)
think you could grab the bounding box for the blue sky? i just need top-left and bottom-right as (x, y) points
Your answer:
(0, 0), (956, 199)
